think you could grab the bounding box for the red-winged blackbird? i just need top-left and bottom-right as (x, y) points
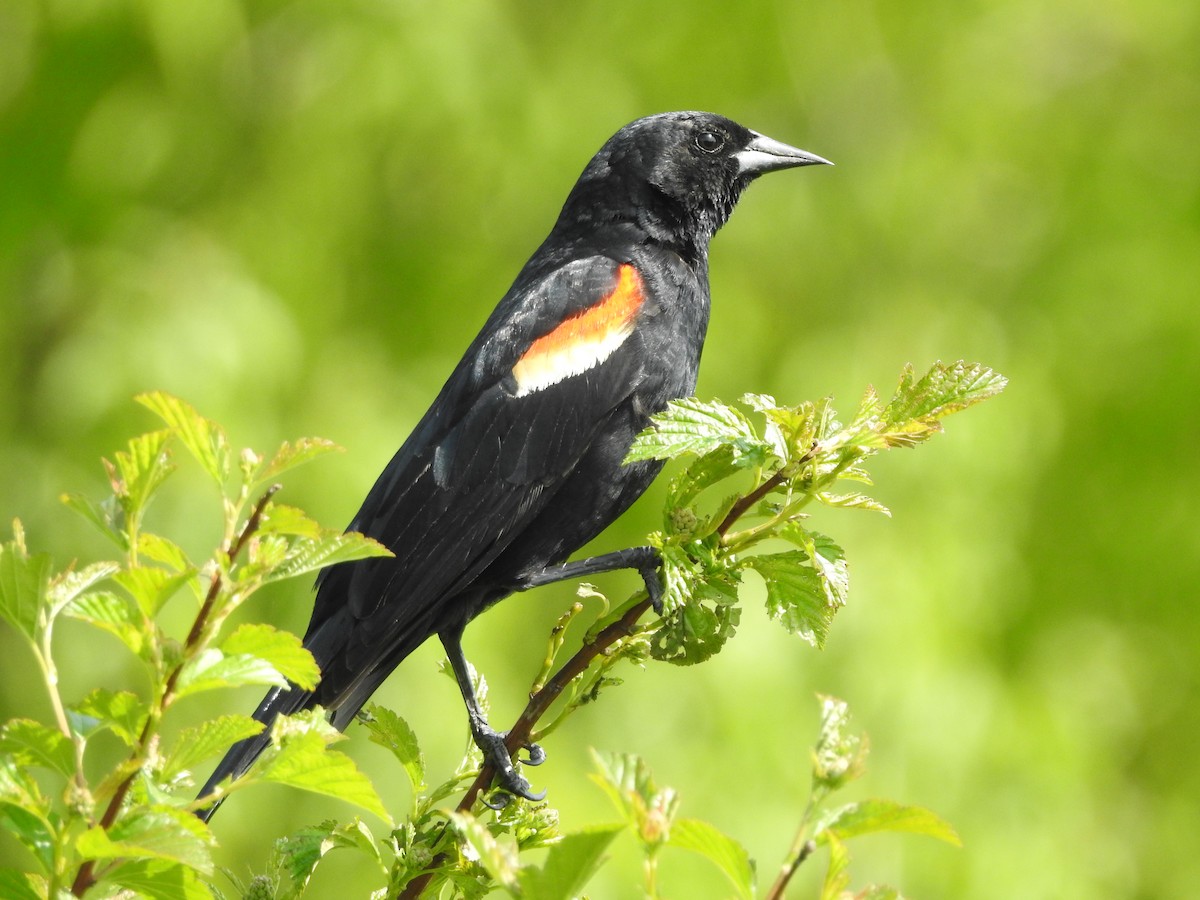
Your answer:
(197, 111), (830, 819)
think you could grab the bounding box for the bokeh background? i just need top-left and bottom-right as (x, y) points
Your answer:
(1, 1), (1196, 897)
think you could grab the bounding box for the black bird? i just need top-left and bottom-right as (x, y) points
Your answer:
(197, 111), (830, 819)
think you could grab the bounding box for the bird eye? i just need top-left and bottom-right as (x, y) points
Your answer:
(695, 131), (724, 154)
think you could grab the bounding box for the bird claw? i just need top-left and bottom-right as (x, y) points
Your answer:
(637, 549), (665, 615)
(521, 742), (547, 767)
(471, 725), (547, 804)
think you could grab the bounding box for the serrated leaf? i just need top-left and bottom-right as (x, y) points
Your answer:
(274, 818), (381, 895)
(748, 551), (838, 648)
(883, 361), (1007, 427)
(817, 491), (891, 517)
(61, 492), (128, 549)
(669, 818), (754, 900)
(256, 504), (323, 539)
(77, 806), (215, 874)
(100, 858), (210, 900)
(174, 648), (288, 699)
(0, 868), (44, 900)
(114, 566), (195, 618)
(72, 689), (148, 747)
(259, 732), (389, 822)
(665, 446), (743, 512)
(136, 392), (230, 486)
(64, 590), (146, 658)
(111, 429), (175, 517)
(221, 624), (320, 690)
(361, 705), (424, 793)
(626, 397), (769, 464)
(0, 719), (75, 779)
(0, 522), (52, 642)
(47, 561), (119, 617)
(649, 599), (741, 666)
(816, 799), (962, 847)
(256, 438), (342, 486)
(138, 533), (193, 574)
(266, 532), (393, 583)
(272, 817), (380, 899)
(162, 716), (264, 780)
(517, 825), (623, 900)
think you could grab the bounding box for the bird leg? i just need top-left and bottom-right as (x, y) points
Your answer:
(439, 626), (547, 804)
(517, 545), (665, 613)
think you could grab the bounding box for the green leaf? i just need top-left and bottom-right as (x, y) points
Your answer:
(136, 392), (231, 486)
(884, 361), (1007, 426)
(820, 832), (851, 900)
(590, 752), (678, 850)
(448, 811), (519, 891)
(0, 803), (56, 875)
(517, 825), (623, 900)
(162, 716), (264, 781)
(0, 868), (44, 900)
(100, 858), (211, 900)
(748, 532), (848, 649)
(78, 806), (215, 874)
(265, 532), (393, 583)
(63, 590), (146, 658)
(259, 731), (390, 823)
(47, 561), (120, 617)
(668, 818), (754, 900)
(173, 648), (289, 699)
(0, 719), (75, 779)
(72, 689), (148, 746)
(664, 446), (744, 513)
(360, 704), (424, 793)
(256, 504), (323, 539)
(0, 521), (53, 642)
(816, 491), (891, 517)
(114, 566), (195, 618)
(816, 799), (962, 847)
(137, 533), (194, 574)
(110, 429), (175, 517)
(221, 624), (320, 691)
(256, 438), (342, 486)
(274, 818), (381, 896)
(61, 492), (128, 549)
(649, 599), (740, 666)
(625, 397), (769, 464)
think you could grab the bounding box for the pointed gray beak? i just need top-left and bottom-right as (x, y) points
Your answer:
(735, 131), (833, 177)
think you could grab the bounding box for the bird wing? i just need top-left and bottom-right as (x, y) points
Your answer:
(307, 254), (654, 675)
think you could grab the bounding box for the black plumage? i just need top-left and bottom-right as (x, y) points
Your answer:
(197, 111), (830, 819)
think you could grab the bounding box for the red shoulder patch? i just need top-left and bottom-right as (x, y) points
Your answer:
(512, 264), (645, 396)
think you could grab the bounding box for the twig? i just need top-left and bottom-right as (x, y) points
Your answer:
(765, 838), (817, 900)
(70, 486), (279, 897)
(398, 459), (795, 897)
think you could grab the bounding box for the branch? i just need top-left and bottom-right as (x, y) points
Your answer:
(70, 486), (279, 897)
(765, 839), (816, 900)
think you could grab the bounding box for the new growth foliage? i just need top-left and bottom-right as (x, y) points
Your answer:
(0, 361), (1003, 898)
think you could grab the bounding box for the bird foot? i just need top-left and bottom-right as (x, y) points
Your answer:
(635, 547), (665, 615)
(472, 724), (547, 805)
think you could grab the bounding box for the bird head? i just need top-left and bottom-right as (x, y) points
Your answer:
(557, 111), (831, 257)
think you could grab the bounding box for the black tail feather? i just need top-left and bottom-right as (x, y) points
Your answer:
(194, 684), (314, 823)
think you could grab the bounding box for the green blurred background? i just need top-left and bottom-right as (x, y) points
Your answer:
(1, 0), (1197, 896)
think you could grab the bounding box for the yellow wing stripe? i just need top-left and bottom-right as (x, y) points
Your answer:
(511, 264), (645, 396)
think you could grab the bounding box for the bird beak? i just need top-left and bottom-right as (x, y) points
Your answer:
(735, 131), (833, 176)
